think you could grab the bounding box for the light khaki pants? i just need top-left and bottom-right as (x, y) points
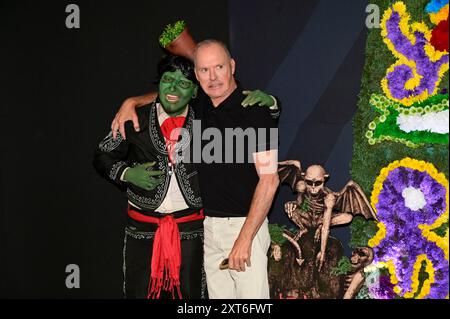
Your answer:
(203, 216), (271, 299)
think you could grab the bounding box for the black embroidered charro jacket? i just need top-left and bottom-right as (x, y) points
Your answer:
(93, 101), (203, 213)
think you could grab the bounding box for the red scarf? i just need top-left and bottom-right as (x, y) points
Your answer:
(160, 116), (186, 163)
(128, 208), (204, 299)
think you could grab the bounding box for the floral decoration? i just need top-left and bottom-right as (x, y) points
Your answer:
(369, 157), (449, 299)
(380, 2), (449, 106)
(365, 93), (449, 147)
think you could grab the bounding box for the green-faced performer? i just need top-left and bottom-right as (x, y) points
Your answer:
(94, 55), (205, 299)
(108, 39), (281, 299)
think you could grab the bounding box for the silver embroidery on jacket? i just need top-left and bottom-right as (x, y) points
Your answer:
(99, 131), (123, 152)
(174, 108), (202, 207)
(149, 103), (168, 154)
(127, 155), (170, 210)
(141, 104), (201, 209)
(109, 161), (127, 181)
(124, 226), (203, 241)
(176, 163), (202, 207)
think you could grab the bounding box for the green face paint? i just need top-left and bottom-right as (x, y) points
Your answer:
(159, 70), (197, 116)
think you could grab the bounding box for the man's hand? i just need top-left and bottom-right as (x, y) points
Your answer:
(111, 98), (140, 140)
(111, 92), (158, 140)
(226, 151), (279, 273)
(228, 236), (252, 272)
(123, 162), (163, 191)
(242, 90), (275, 108)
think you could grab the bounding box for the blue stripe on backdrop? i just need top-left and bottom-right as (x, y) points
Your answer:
(229, 0), (368, 254)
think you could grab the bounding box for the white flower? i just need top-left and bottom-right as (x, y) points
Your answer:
(397, 109), (449, 134)
(402, 187), (426, 211)
(364, 268), (381, 289)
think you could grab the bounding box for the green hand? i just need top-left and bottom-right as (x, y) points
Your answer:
(123, 162), (164, 191)
(241, 90), (275, 108)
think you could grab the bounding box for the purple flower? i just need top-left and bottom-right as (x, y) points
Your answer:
(384, 9), (449, 102)
(369, 275), (397, 299)
(373, 166), (448, 299)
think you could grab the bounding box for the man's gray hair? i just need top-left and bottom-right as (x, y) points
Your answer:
(193, 39), (231, 64)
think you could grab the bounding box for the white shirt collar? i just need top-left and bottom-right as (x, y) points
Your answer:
(156, 102), (189, 126)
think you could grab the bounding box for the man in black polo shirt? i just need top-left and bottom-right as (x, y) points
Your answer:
(111, 40), (279, 298)
(193, 40), (279, 299)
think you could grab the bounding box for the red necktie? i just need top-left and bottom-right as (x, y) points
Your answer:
(160, 116), (186, 163)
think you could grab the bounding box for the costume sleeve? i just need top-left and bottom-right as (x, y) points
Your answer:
(268, 95), (282, 121)
(93, 130), (130, 185)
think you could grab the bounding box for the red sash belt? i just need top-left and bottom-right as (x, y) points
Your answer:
(127, 207), (204, 299)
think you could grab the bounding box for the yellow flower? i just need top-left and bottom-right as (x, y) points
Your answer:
(425, 43), (448, 62)
(369, 222), (386, 248)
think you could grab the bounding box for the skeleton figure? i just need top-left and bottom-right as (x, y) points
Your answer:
(343, 247), (374, 299)
(278, 160), (377, 270)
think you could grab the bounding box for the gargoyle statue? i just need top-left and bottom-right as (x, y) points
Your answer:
(278, 160), (378, 271)
(343, 247), (374, 299)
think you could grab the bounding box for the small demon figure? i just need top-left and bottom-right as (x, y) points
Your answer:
(278, 160), (377, 271)
(343, 247), (374, 299)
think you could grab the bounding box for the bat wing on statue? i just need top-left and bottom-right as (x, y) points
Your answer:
(333, 181), (378, 221)
(278, 160), (302, 191)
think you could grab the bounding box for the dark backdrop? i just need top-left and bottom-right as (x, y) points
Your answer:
(1, 0), (228, 298)
(229, 0), (367, 255)
(1, 0), (368, 298)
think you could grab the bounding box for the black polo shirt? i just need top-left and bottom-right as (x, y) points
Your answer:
(195, 83), (278, 218)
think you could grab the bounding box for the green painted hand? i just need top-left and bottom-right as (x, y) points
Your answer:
(241, 90), (275, 108)
(123, 162), (164, 191)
